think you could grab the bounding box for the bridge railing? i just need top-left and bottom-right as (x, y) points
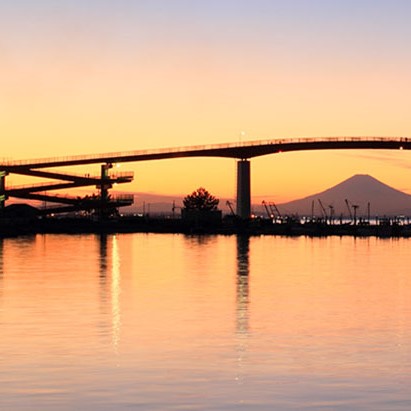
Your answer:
(109, 171), (134, 179)
(1, 136), (410, 167)
(6, 182), (73, 191)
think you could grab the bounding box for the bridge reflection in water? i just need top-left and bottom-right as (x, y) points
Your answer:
(98, 234), (121, 354)
(236, 235), (250, 335)
(236, 235), (250, 386)
(0, 239), (3, 302)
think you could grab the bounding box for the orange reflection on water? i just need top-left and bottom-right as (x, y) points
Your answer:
(110, 235), (121, 353)
(1, 233), (411, 409)
(249, 236), (411, 377)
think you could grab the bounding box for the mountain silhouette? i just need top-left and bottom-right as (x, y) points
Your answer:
(276, 175), (411, 217)
(105, 175), (411, 217)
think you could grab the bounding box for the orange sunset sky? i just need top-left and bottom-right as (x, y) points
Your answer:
(2, 0), (411, 203)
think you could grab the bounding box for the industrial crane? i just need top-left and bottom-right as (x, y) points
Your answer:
(226, 200), (236, 216)
(345, 199), (358, 225)
(262, 201), (272, 219)
(344, 199), (353, 222)
(269, 202), (281, 219)
(317, 199), (328, 222)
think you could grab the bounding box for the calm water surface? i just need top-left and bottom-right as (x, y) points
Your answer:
(1, 234), (411, 410)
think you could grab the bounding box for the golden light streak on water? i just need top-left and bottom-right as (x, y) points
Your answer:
(2, 234), (411, 410)
(235, 236), (250, 393)
(111, 235), (121, 354)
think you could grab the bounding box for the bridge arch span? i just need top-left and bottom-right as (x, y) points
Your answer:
(1, 137), (411, 217)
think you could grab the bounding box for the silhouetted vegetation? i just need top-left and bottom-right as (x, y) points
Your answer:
(183, 187), (219, 211)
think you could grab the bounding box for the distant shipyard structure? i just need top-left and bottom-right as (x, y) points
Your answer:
(275, 174), (411, 218)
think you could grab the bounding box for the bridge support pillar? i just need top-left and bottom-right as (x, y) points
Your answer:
(100, 163), (113, 219)
(236, 160), (251, 219)
(0, 171), (7, 210)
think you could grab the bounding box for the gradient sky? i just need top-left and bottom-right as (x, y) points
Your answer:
(2, 0), (411, 202)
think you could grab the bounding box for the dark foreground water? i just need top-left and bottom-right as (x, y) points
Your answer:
(1, 234), (411, 410)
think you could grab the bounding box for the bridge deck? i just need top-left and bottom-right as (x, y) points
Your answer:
(1, 137), (411, 170)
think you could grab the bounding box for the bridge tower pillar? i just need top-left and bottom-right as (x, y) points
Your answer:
(0, 171), (7, 210)
(236, 160), (251, 219)
(99, 163), (113, 219)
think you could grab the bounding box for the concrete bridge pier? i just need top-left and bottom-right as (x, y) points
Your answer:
(100, 163), (113, 219)
(0, 171), (7, 210)
(236, 160), (251, 219)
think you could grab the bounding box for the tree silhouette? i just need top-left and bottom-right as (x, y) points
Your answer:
(183, 187), (219, 211)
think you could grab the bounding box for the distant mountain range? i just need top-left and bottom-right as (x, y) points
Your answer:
(124, 175), (411, 217)
(13, 174), (411, 217)
(274, 174), (411, 217)
(122, 192), (235, 215)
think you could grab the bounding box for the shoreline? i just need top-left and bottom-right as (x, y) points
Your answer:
(1, 216), (411, 238)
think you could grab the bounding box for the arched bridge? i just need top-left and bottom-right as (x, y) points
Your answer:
(1, 136), (411, 217)
(1, 136), (411, 168)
